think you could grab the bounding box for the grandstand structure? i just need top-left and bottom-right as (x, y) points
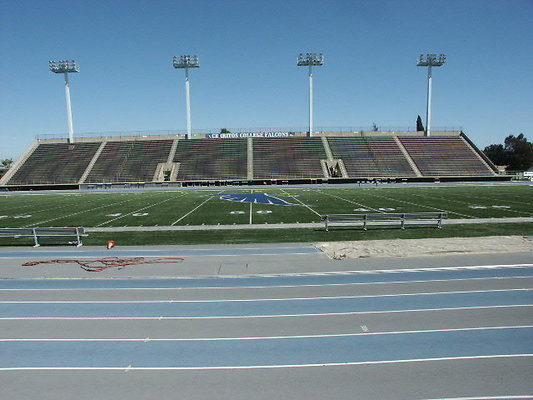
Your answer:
(0, 130), (504, 190)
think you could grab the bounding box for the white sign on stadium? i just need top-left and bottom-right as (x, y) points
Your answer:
(207, 132), (295, 139)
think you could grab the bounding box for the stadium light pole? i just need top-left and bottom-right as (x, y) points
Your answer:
(49, 60), (79, 144)
(173, 55), (200, 139)
(417, 53), (446, 137)
(297, 53), (324, 137)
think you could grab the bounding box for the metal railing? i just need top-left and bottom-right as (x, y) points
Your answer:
(36, 126), (463, 140)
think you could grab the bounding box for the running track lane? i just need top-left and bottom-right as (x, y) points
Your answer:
(1, 265), (532, 290)
(0, 246), (320, 259)
(1, 290), (531, 318)
(1, 327), (532, 369)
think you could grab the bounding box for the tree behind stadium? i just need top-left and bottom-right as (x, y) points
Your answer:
(483, 134), (533, 170)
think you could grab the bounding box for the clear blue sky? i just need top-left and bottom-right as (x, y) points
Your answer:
(1, 0), (532, 160)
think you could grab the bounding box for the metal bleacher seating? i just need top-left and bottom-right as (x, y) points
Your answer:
(3, 133), (499, 186)
(174, 138), (248, 180)
(8, 142), (100, 185)
(399, 136), (495, 176)
(86, 140), (173, 183)
(328, 137), (417, 178)
(252, 137), (326, 179)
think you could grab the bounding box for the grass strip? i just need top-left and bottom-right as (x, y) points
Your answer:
(78, 223), (533, 246)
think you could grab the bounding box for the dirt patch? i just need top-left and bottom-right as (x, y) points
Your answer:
(315, 236), (533, 259)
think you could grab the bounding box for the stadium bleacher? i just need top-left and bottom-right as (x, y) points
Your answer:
(173, 138), (248, 181)
(85, 139), (174, 183)
(253, 137), (326, 179)
(7, 142), (100, 185)
(399, 136), (496, 177)
(327, 137), (418, 178)
(1, 131), (500, 187)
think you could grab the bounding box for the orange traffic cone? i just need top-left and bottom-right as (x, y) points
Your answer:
(106, 240), (116, 250)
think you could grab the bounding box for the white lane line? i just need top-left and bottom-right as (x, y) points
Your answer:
(423, 396), (533, 400)
(1, 354), (531, 371)
(2, 262), (532, 277)
(1, 325), (531, 342)
(2, 305), (532, 320)
(1, 288), (529, 304)
(1, 263), (531, 292)
(2, 275), (531, 292)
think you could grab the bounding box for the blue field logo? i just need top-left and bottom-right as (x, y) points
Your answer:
(209, 193), (301, 206)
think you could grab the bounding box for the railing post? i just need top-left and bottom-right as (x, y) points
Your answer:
(32, 229), (40, 247)
(76, 227), (83, 246)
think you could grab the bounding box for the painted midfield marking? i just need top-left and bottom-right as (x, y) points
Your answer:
(211, 192), (300, 207)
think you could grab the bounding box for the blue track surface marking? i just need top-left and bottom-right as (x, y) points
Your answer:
(0, 246), (319, 259)
(1, 266), (532, 290)
(2, 290), (531, 318)
(2, 327), (532, 368)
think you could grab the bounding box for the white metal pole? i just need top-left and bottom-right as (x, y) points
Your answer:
(425, 64), (432, 137)
(309, 64), (313, 137)
(185, 67), (192, 139)
(64, 72), (75, 143)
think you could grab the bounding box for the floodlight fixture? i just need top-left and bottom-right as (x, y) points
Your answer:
(173, 55), (200, 139)
(297, 53), (324, 136)
(49, 59), (79, 143)
(417, 53), (446, 67)
(297, 53), (324, 67)
(49, 60), (80, 73)
(417, 53), (446, 136)
(173, 55), (200, 69)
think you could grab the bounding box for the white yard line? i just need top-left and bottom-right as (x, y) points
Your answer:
(433, 192), (533, 217)
(314, 189), (382, 212)
(23, 195), (155, 228)
(171, 191), (224, 226)
(96, 193), (185, 227)
(2, 195), (110, 219)
(364, 192), (476, 218)
(279, 188), (322, 217)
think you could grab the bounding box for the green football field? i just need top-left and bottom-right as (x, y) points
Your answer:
(1, 184), (532, 229)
